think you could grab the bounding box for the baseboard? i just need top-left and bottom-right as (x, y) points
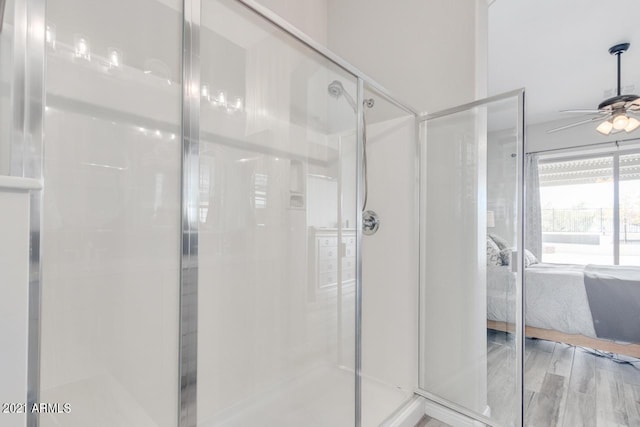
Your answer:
(380, 395), (426, 427)
(423, 399), (486, 427)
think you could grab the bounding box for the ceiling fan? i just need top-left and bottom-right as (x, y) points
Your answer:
(548, 43), (640, 135)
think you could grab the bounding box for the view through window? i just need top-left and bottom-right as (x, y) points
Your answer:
(619, 153), (640, 265)
(539, 152), (640, 266)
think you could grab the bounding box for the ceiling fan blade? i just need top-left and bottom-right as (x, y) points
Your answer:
(559, 109), (607, 114)
(546, 115), (612, 134)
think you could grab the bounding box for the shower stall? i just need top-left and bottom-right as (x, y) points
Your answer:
(0, 0), (526, 426)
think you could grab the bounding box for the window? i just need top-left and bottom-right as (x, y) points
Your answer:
(539, 152), (640, 266)
(619, 153), (640, 265)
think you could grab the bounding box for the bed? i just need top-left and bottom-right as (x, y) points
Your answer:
(487, 262), (640, 358)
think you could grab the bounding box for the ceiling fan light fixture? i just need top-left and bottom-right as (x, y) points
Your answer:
(612, 113), (630, 130)
(624, 117), (640, 133)
(551, 43), (640, 135)
(596, 119), (614, 135)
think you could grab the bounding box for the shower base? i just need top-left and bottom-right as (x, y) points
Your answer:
(38, 365), (410, 427)
(204, 365), (411, 427)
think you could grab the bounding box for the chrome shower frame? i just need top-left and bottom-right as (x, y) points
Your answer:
(180, 1), (200, 426)
(9, 0), (46, 425)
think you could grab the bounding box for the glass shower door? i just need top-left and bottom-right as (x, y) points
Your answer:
(40, 0), (183, 426)
(418, 91), (525, 427)
(196, 1), (358, 426)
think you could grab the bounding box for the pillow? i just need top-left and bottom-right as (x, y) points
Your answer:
(486, 237), (503, 266)
(488, 233), (509, 251)
(525, 250), (539, 266)
(499, 248), (539, 267)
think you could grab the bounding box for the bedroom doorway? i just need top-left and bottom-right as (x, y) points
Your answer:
(417, 90), (525, 427)
(523, 144), (640, 426)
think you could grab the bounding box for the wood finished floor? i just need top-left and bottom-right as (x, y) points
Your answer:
(488, 329), (640, 427)
(414, 332), (639, 427)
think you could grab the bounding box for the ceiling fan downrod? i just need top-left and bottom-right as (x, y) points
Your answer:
(609, 43), (630, 97)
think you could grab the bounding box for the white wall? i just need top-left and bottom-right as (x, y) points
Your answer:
(254, 0), (487, 113)
(361, 114), (419, 425)
(255, 0), (328, 45)
(328, 0), (486, 113)
(0, 181), (34, 427)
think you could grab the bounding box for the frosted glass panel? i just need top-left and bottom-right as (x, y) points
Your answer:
(420, 96), (522, 427)
(40, 0), (182, 426)
(197, 1), (357, 426)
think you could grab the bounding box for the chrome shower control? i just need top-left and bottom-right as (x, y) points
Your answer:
(362, 210), (380, 235)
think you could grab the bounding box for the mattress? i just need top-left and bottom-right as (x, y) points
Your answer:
(487, 263), (597, 338)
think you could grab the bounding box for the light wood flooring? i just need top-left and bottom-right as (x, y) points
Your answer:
(414, 332), (640, 427)
(489, 329), (640, 427)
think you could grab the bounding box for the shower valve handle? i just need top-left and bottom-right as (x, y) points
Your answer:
(362, 210), (380, 236)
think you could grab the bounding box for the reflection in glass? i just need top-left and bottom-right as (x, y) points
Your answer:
(486, 99), (520, 427)
(201, 83), (210, 100)
(73, 34), (90, 60)
(107, 47), (123, 69)
(420, 96), (521, 427)
(197, 1), (357, 426)
(40, 0), (183, 426)
(212, 90), (226, 108)
(46, 24), (56, 50)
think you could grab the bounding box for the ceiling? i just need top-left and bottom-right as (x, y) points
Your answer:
(489, 0), (640, 126)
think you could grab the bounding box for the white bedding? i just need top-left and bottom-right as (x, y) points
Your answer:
(487, 263), (597, 338)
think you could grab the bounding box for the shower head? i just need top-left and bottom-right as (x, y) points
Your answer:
(328, 80), (345, 98)
(328, 80), (357, 112)
(328, 80), (375, 112)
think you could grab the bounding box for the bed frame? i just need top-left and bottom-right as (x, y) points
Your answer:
(487, 320), (640, 359)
